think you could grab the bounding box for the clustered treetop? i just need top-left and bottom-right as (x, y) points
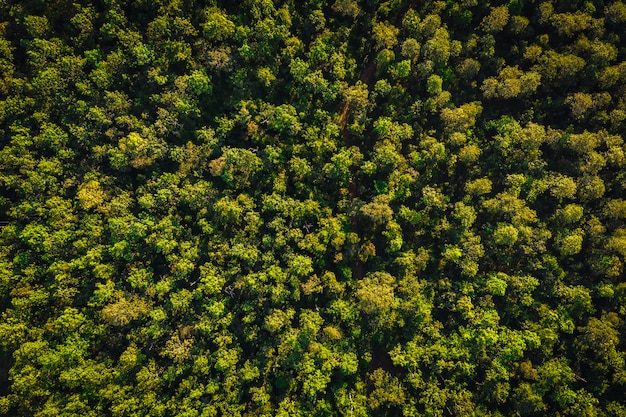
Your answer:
(0, 0), (625, 416)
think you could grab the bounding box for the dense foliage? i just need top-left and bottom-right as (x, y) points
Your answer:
(1, 0), (626, 415)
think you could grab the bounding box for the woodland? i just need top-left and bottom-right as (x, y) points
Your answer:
(1, 0), (626, 416)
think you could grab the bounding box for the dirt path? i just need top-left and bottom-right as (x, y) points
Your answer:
(338, 58), (377, 147)
(338, 58), (377, 280)
(359, 58), (377, 86)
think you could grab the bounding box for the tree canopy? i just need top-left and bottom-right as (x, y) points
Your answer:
(1, 1), (626, 416)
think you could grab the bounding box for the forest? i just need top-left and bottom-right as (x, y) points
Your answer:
(0, 0), (626, 415)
